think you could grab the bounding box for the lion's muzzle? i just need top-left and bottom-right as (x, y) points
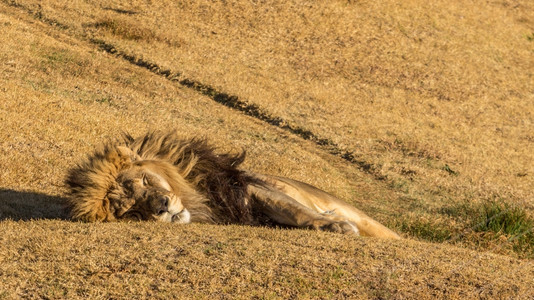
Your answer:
(144, 189), (189, 223)
(151, 194), (170, 215)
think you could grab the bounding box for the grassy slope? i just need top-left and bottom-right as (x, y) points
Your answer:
(1, 221), (532, 299)
(0, 0), (533, 298)
(9, 0), (533, 251)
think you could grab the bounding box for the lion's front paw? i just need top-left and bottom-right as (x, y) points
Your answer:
(314, 220), (360, 236)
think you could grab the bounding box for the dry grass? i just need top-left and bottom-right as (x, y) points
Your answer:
(1, 0), (533, 297)
(1, 220), (532, 299)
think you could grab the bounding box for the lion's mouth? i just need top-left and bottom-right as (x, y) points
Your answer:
(171, 209), (191, 224)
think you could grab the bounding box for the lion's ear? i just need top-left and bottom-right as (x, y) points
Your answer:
(107, 146), (140, 169)
(116, 145), (141, 162)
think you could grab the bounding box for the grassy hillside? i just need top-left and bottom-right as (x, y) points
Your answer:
(1, 0), (533, 298)
(1, 221), (532, 299)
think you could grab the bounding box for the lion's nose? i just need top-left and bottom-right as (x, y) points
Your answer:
(155, 195), (170, 215)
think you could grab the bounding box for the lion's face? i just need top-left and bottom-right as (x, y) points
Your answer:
(108, 161), (191, 223)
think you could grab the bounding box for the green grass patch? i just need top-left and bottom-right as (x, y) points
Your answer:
(399, 200), (534, 257)
(397, 217), (452, 242)
(470, 201), (534, 257)
(472, 201), (533, 236)
(442, 200), (534, 258)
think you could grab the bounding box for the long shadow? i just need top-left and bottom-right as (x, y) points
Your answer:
(0, 189), (69, 221)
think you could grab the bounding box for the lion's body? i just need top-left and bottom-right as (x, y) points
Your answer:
(66, 131), (400, 239)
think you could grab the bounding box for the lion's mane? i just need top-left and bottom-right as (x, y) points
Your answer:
(66, 131), (260, 223)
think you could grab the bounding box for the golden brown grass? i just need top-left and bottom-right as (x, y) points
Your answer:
(1, 0), (533, 297)
(1, 220), (532, 299)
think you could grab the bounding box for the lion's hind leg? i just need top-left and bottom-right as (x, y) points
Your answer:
(248, 184), (360, 236)
(318, 210), (360, 234)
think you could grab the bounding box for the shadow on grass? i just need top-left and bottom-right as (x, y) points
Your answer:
(0, 189), (69, 221)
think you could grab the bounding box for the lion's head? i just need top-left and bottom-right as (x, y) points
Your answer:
(66, 138), (213, 223)
(66, 131), (254, 224)
(107, 159), (191, 223)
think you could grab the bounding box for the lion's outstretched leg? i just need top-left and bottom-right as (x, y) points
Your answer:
(249, 173), (401, 239)
(247, 184), (359, 235)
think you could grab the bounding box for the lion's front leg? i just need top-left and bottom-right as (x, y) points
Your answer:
(248, 184), (359, 235)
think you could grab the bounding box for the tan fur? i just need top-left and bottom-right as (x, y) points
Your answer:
(252, 174), (401, 239)
(66, 131), (400, 239)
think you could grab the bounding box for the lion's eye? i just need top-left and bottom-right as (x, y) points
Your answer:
(142, 175), (149, 186)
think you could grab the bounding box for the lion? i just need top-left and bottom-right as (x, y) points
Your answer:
(66, 130), (400, 239)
